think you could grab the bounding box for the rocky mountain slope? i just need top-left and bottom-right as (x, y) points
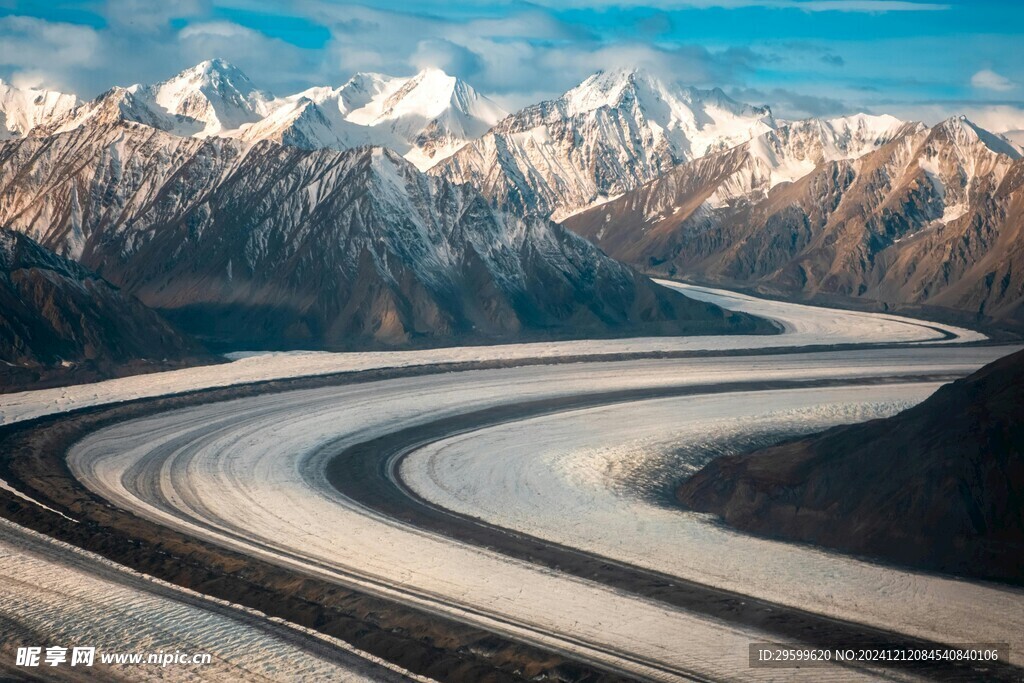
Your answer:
(678, 347), (1024, 583)
(0, 228), (203, 390)
(0, 121), (766, 350)
(432, 68), (775, 220)
(564, 115), (1024, 324)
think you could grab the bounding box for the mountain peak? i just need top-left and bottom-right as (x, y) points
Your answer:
(815, 112), (907, 139)
(341, 72), (394, 90)
(379, 68), (479, 119)
(939, 113), (976, 130)
(414, 66), (454, 79)
(196, 57), (235, 71)
(563, 69), (770, 125)
(241, 69), (504, 170)
(935, 114), (1022, 159)
(148, 59), (272, 135)
(40, 58), (274, 138)
(161, 58), (263, 96)
(179, 58), (249, 81)
(435, 67), (778, 219)
(395, 69), (458, 108)
(593, 66), (644, 81)
(937, 114), (988, 138)
(366, 145), (417, 190)
(564, 68), (654, 114)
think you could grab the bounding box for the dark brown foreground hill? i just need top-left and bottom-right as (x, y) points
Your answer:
(0, 228), (207, 391)
(678, 347), (1024, 583)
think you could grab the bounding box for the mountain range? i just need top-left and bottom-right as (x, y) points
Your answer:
(27, 59), (507, 172)
(246, 67), (508, 171)
(2, 57), (1023, 373)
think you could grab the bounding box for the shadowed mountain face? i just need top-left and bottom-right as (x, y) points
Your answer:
(677, 348), (1024, 583)
(0, 228), (204, 389)
(0, 122), (768, 351)
(565, 117), (1024, 325)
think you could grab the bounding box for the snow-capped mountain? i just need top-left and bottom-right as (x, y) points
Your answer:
(0, 120), (759, 349)
(147, 57), (274, 135)
(0, 80), (78, 139)
(432, 68), (776, 220)
(561, 69), (775, 158)
(564, 114), (1024, 322)
(29, 61), (506, 170)
(237, 87), (368, 151)
(344, 67), (508, 169)
(239, 67), (508, 169)
(674, 113), (921, 210)
(7, 59), (1024, 330)
(744, 114), (915, 189)
(46, 58), (273, 137)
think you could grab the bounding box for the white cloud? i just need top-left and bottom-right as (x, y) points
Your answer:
(947, 104), (1024, 133)
(174, 22), (324, 94)
(411, 39), (483, 77)
(102, 0), (206, 32)
(0, 17), (99, 68)
(179, 21), (256, 40)
(971, 69), (1017, 92)
(0, 10), (325, 99)
(293, 2), (762, 109)
(1003, 130), (1024, 148)
(729, 85), (849, 118)
(0, 16), (101, 92)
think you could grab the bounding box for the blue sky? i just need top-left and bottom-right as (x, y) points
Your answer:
(1, 0), (1022, 130)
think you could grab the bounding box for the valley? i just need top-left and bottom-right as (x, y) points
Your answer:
(2, 282), (1019, 681)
